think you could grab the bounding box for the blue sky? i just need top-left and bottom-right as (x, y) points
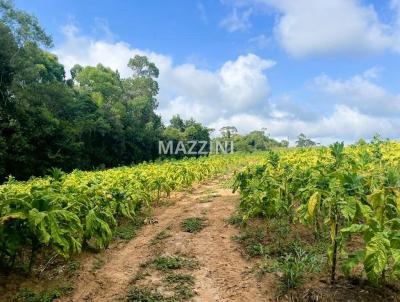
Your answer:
(14, 0), (400, 143)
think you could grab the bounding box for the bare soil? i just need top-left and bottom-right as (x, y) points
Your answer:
(58, 176), (272, 302)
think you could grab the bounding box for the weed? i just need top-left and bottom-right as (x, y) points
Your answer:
(114, 217), (144, 240)
(181, 217), (207, 233)
(162, 273), (196, 300)
(114, 225), (136, 240)
(152, 255), (199, 271)
(255, 241), (326, 295)
(174, 285), (195, 300)
(15, 287), (67, 302)
(91, 258), (105, 271)
(125, 286), (173, 302)
(131, 270), (151, 283)
(198, 191), (221, 203)
(227, 213), (243, 226)
(67, 260), (80, 274)
(278, 253), (305, 293)
(162, 273), (195, 285)
(150, 230), (172, 245)
(233, 227), (267, 258)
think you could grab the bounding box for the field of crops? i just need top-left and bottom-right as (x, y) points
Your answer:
(0, 154), (260, 272)
(233, 139), (400, 286)
(2, 139), (400, 300)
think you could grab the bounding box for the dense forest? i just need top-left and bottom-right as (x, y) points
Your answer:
(0, 1), (287, 181)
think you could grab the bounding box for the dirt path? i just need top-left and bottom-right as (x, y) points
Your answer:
(61, 176), (272, 302)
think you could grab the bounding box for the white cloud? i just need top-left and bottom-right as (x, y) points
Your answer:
(54, 25), (274, 125)
(211, 105), (400, 144)
(54, 24), (400, 144)
(220, 7), (253, 32)
(313, 71), (400, 117)
(248, 0), (400, 57)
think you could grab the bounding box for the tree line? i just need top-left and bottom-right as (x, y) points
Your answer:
(0, 1), (214, 180)
(1, 1), (316, 181)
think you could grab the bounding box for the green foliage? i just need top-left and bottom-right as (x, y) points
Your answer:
(223, 129), (287, 152)
(162, 273), (196, 300)
(180, 217), (207, 233)
(0, 154), (256, 271)
(227, 213), (243, 225)
(114, 223), (139, 240)
(15, 287), (72, 302)
(151, 255), (199, 271)
(162, 116), (213, 159)
(233, 227), (267, 258)
(276, 244), (325, 294)
(126, 286), (172, 302)
(0, 4), (215, 181)
(234, 141), (400, 285)
(150, 229), (172, 245)
(0, 0), (52, 46)
(296, 133), (317, 147)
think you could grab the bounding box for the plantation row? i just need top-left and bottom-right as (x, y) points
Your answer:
(0, 154), (259, 271)
(233, 139), (400, 284)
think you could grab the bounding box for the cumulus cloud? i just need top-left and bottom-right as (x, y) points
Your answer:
(54, 24), (400, 144)
(54, 24), (275, 125)
(313, 71), (400, 117)
(228, 0), (400, 57)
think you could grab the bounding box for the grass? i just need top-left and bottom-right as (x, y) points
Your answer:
(227, 213), (243, 226)
(67, 260), (80, 274)
(16, 288), (61, 302)
(233, 226), (267, 259)
(150, 229), (172, 245)
(126, 286), (173, 302)
(162, 273), (196, 300)
(129, 257), (198, 301)
(162, 272), (195, 285)
(272, 242), (325, 295)
(131, 270), (151, 283)
(233, 217), (326, 295)
(198, 190), (221, 203)
(181, 217), (207, 233)
(252, 230), (326, 295)
(91, 258), (105, 272)
(152, 255), (199, 271)
(114, 217), (145, 240)
(16, 286), (74, 302)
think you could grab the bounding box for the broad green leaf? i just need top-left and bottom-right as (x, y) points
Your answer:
(307, 192), (320, 218)
(391, 249), (400, 279)
(341, 224), (369, 235)
(364, 232), (390, 282)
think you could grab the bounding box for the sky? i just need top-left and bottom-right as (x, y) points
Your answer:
(14, 0), (400, 144)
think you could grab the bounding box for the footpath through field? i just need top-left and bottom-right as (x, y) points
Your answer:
(61, 175), (272, 302)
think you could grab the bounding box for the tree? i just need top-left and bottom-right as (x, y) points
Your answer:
(0, 0), (52, 47)
(0, 2), (211, 181)
(280, 140), (289, 148)
(220, 126), (237, 139)
(170, 115), (185, 132)
(0, 22), (17, 103)
(296, 133), (316, 147)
